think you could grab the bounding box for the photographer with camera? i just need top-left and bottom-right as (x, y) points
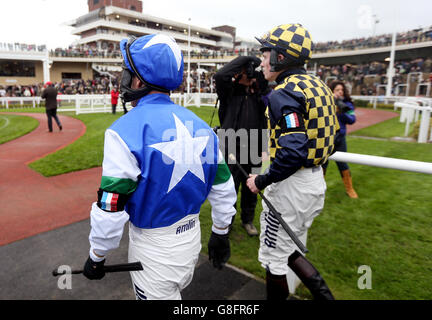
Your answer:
(214, 56), (269, 236)
(322, 80), (358, 198)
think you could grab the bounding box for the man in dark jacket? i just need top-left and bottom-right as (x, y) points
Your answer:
(41, 82), (62, 132)
(214, 56), (269, 236)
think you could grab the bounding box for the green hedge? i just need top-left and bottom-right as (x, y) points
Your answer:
(353, 100), (394, 109)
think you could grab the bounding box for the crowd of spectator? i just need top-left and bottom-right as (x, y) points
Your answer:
(0, 68), (217, 98)
(49, 46), (260, 60)
(314, 25), (432, 53)
(45, 24), (431, 60)
(50, 46), (122, 59)
(1, 56), (431, 99)
(177, 57), (432, 96)
(2, 43), (431, 99)
(177, 68), (217, 94)
(313, 57), (432, 95)
(188, 48), (261, 59)
(0, 42), (46, 52)
(0, 75), (120, 98)
(2, 25), (432, 58)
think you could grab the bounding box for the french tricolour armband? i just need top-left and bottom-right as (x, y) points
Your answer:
(278, 112), (305, 133)
(97, 189), (129, 212)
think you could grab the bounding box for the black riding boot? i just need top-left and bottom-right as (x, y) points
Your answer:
(266, 270), (289, 300)
(288, 250), (335, 300)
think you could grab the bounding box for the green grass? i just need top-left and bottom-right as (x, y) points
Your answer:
(351, 115), (408, 139)
(29, 106), (220, 177)
(0, 114), (39, 144)
(29, 113), (123, 176)
(188, 105), (220, 128)
(3, 105), (432, 299)
(307, 137), (432, 299)
(0, 107), (47, 113)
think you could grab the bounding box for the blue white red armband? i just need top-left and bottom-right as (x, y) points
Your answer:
(97, 188), (129, 212)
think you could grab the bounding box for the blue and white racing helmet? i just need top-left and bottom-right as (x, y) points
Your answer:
(119, 34), (184, 99)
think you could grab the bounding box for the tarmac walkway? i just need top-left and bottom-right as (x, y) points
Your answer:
(346, 107), (398, 134)
(0, 107), (399, 300)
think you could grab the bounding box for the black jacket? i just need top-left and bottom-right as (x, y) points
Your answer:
(214, 56), (269, 164)
(41, 86), (58, 110)
(215, 56), (268, 131)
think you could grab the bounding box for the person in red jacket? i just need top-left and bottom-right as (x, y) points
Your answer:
(111, 85), (120, 114)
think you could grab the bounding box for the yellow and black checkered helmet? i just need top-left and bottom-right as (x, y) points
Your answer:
(256, 24), (314, 69)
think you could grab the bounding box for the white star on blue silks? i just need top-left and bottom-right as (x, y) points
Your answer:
(149, 113), (209, 193)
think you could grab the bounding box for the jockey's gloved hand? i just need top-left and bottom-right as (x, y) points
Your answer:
(208, 232), (230, 270)
(83, 256), (105, 280)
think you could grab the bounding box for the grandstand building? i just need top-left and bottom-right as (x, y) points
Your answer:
(0, 0), (430, 98)
(67, 0), (235, 54)
(0, 0), (253, 89)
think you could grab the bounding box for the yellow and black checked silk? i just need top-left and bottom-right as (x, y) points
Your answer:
(263, 24), (313, 62)
(267, 74), (340, 167)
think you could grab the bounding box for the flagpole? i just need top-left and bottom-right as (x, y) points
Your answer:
(385, 30), (396, 97)
(187, 18), (191, 96)
(386, 4), (399, 97)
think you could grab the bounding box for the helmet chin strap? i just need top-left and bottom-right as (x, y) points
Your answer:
(269, 49), (303, 72)
(120, 67), (153, 103)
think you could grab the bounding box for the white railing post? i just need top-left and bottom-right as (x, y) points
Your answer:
(75, 96), (80, 115)
(418, 107), (431, 143)
(430, 122), (432, 142)
(195, 93), (201, 108)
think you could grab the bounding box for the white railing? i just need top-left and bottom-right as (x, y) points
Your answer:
(416, 82), (431, 97)
(196, 93), (218, 107)
(74, 94), (111, 114)
(0, 96), (43, 109)
(0, 93), (218, 114)
(329, 151), (432, 174)
(324, 76), (337, 85)
(174, 93), (218, 108)
(3, 93), (431, 113)
(352, 95), (432, 110)
(394, 98), (432, 143)
(395, 84), (408, 96)
(2, 94), (430, 140)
